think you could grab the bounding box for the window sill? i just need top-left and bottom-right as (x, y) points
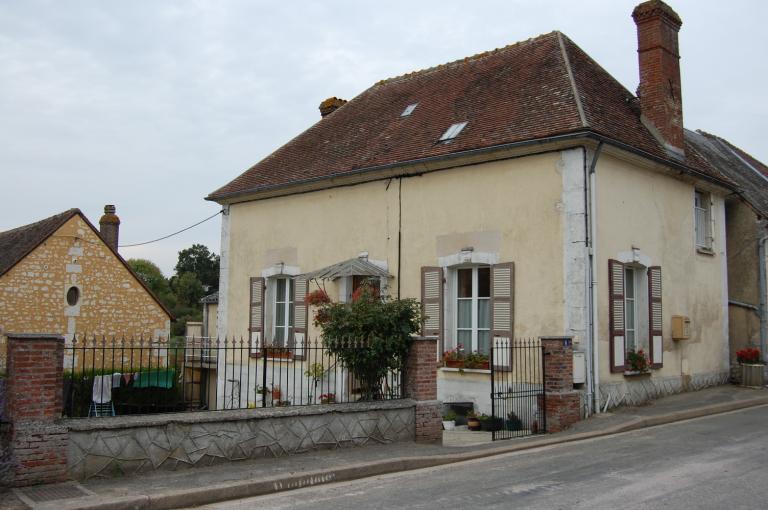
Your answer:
(623, 370), (651, 377)
(440, 367), (491, 374)
(696, 246), (715, 257)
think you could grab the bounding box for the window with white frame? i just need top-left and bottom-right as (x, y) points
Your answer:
(694, 190), (712, 250)
(623, 265), (650, 355)
(272, 277), (294, 346)
(454, 266), (491, 355)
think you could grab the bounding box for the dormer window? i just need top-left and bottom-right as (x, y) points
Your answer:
(401, 103), (418, 117)
(439, 122), (468, 142)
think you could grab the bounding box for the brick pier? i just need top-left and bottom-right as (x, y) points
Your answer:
(5, 333), (68, 486)
(404, 336), (442, 442)
(540, 336), (581, 433)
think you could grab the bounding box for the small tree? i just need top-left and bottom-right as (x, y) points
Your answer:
(309, 284), (420, 400)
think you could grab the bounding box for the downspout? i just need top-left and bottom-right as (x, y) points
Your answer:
(586, 142), (603, 413)
(759, 235), (768, 363)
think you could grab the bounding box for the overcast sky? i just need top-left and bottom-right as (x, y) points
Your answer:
(2, 1), (766, 275)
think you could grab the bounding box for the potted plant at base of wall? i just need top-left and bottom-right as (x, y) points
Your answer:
(271, 385), (282, 402)
(478, 414), (503, 432)
(320, 393), (336, 404)
(737, 348), (765, 387)
(467, 411), (481, 431)
(624, 349), (651, 376)
(442, 410), (457, 431)
(505, 411), (523, 431)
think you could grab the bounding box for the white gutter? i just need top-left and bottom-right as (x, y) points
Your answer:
(587, 143), (603, 414)
(759, 235), (768, 363)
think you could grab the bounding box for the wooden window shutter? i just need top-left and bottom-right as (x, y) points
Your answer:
(608, 260), (626, 373)
(249, 277), (265, 355)
(292, 274), (309, 359)
(421, 267), (443, 354)
(647, 266), (663, 368)
(490, 262), (514, 368)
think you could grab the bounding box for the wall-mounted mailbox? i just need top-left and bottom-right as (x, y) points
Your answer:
(573, 351), (586, 384)
(671, 315), (691, 340)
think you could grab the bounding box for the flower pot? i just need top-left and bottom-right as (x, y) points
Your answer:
(271, 389), (282, 401)
(741, 363), (765, 387)
(442, 420), (456, 431)
(444, 360), (464, 368)
(466, 361), (490, 370)
(467, 417), (481, 431)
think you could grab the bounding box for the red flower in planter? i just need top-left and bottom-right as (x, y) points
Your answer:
(736, 347), (761, 364)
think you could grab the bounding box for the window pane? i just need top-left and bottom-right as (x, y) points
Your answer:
(625, 300), (634, 330)
(477, 299), (490, 329)
(275, 303), (286, 327)
(625, 268), (634, 297)
(477, 331), (490, 355)
(289, 302), (294, 327)
(626, 330), (635, 352)
(289, 279), (294, 303)
(477, 267), (490, 297)
(274, 328), (285, 347)
(457, 300), (472, 328)
(276, 279), (286, 301)
(457, 269), (472, 298)
(457, 330), (471, 349)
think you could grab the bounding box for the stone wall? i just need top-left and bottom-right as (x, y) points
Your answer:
(0, 214), (170, 345)
(66, 400), (415, 480)
(598, 370), (729, 409)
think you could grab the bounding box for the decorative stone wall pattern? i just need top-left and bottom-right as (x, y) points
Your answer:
(66, 401), (415, 480)
(0, 214), (170, 345)
(598, 371), (729, 410)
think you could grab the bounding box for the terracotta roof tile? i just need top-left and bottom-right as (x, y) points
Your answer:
(0, 209), (80, 277)
(208, 31), (735, 201)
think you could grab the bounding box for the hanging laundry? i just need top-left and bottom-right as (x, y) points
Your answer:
(111, 373), (122, 388)
(92, 375), (112, 404)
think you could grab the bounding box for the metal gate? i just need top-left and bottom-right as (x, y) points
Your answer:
(490, 338), (546, 440)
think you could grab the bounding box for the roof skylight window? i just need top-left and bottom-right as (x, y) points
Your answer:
(439, 121), (468, 141)
(401, 103), (418, 117)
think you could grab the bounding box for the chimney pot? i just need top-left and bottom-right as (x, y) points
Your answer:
(99, 204), (120, 252)
(319, 97), (347, 118)
(632, 0), (684, 156)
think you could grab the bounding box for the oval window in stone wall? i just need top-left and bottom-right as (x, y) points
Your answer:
(66, 286), (80, 306)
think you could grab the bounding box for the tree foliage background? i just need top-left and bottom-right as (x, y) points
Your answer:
(128, 243), (219, 337)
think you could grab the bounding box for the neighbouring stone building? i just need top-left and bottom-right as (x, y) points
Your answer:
(0, 206), (172, 368)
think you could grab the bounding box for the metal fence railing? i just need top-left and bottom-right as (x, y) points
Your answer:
(490, 338), (546, 440)
(63, 335), (406, 418)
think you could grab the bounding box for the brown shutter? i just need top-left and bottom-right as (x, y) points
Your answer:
(491, 262), (514, 368)
(608, 260), (626, 373)
(647, 266), (663, 368)
(421, 267), (443, 355)
(292, 274), (308, 359)
(249, 277), (265, 355)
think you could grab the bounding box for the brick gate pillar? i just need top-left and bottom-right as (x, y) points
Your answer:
(540, 336), (581, 433)
(404, 336), (442, 442)
(5, 333), (68, 486)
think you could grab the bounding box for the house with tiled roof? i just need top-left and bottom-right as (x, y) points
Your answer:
(0, 206), (172, 369)
(686, 131), (768, 380)
(208, 1), (767, 414)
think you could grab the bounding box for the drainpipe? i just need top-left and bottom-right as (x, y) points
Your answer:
(586, 143), (603, 414)
(759, 235), (768, 363)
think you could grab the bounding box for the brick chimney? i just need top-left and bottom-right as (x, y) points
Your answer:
(632, 0), (684, 157)
(319, 97), (347, 118)
(99, 204), (120, 251)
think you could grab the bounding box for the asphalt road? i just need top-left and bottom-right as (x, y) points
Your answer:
(194, 405), (768, 509)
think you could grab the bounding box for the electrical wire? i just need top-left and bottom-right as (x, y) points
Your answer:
(118, 210), (222, 248)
